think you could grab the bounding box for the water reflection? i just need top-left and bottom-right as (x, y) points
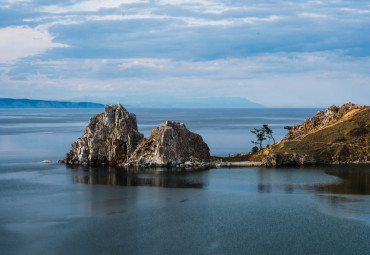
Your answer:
(313, 165), (370, 195)
(70, 166), (209, 189)
(68, 165), (370, 223)
(257, 170), (272, 193)
(256, 165), (370, 196)
(69, 165), (370, 195)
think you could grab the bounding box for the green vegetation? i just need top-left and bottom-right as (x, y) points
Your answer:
(251, 124), (275, 150)
(251, 146), (259, 154)
(263, 124), (275, 144)
(250, 127), (266, 150)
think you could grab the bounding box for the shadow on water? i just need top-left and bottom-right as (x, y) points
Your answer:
(253, 165), (370, 223)
(312, 165), (370, 195)
(254, 165), (370, 196)
(68, 165), (209, 189)
(303, 165), (370, 223)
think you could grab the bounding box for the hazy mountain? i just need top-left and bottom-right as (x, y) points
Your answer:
(1, 97), (263, 108)
(71, 96), (263, 108)
(0, 98), (104, 108)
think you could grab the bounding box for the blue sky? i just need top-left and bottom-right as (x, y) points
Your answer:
(0, 0), (369, 107)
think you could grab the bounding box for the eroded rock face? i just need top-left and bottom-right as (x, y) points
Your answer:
(61, 104), (144, 166)
(263, 153), (317, 167)
(129, 121), (211, 167)
(283, 103), (365, 140)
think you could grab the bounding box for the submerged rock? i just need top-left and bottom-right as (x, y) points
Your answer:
(60, 104), (144, 166)
(129, 121), (211, 167)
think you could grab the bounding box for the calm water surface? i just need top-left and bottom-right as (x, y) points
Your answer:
(0, 108), (369, 255)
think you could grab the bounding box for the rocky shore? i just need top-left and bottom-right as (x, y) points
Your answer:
(60, 102), (369, 169)
(261, 103), (369, 166)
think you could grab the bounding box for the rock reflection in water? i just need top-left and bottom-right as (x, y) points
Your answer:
(70, 166), (208, 189)
(255, 165), (370, 196)
(257, 169), (272, 193)
(314, 165), (370, 195)
(306, 165), (370, 223)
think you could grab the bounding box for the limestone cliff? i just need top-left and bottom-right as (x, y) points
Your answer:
(60, 104), (144, 166)
(129, 121), (211, 167)
(262, 103), (369, 166)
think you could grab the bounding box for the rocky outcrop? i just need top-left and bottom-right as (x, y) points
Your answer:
(128, 121), (211, 167)
(60, 106), (213, 168)
(283, 103), (366, 140)
(263, 153), (317, 166)
(60, 104), (144, 166)
(262, 103), (370, 166)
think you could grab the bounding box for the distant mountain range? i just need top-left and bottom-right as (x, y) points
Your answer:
(71, 96), (264, 108)
(0, 97), (263, 108)
(0, 98), (104, 108)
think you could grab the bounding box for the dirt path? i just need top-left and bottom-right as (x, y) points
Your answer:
(220, 161), (263, 167)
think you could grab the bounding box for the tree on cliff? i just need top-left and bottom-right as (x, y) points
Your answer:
(251, 124), (276, 149)
(262, 124), (275, 144)
(250, 127), (266, 150)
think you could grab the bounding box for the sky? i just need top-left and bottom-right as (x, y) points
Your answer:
(0, 0), (369, 107)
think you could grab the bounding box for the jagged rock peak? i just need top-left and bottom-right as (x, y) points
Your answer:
(129, 121), (211, 167)
(60, 104), (144, 166)
(283, 103), (366, 141)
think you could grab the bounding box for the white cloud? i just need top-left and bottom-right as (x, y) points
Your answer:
(7, 51), (370, 80)
(156, 0), (266, 17)
(42, 0), (149, 13)
(0, 0), (31, 6)
(0, 26), (68, 63)
(1, 0), (370, 107)
(299, 12), (332, 19)
(25, 13), (283, 29)
(2, 52), (369, 107)
(7, 0), (31, 3)
(117, 58), (170, 69)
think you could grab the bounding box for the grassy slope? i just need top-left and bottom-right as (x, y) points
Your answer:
(257, 107), (370, 162)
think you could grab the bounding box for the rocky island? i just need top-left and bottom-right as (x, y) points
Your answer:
(260, 103), (370, 166)
(59, 104), (211, 168)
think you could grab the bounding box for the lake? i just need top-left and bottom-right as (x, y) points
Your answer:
(0, 108), (369, 255)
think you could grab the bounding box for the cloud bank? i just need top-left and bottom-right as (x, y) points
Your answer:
(0, 0), (369, 107)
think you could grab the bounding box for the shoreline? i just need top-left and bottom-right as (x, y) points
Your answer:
(219, 161), (263, 167)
